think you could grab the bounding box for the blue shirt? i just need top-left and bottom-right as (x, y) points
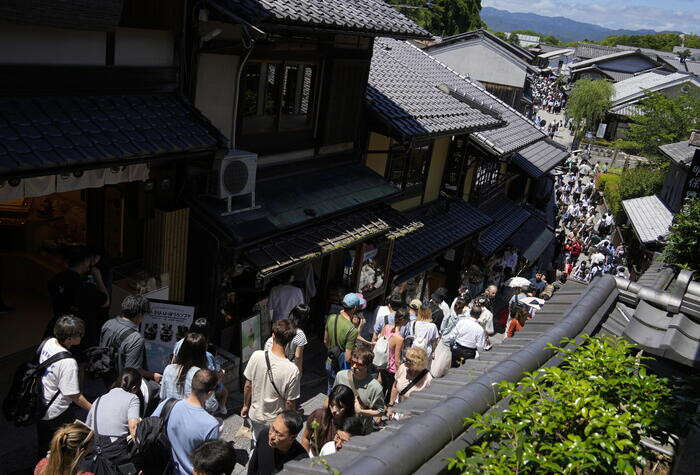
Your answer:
(152, 399), (219, 475)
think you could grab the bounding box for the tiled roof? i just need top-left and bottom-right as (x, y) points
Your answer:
(663, 58), (700, 74)
(431, 29), (535, 62)
(366, 40), (504, 139)
(512, 139), (569, 178)
(0, 0), (123, 30)
(612, 71), (700, 106)
(477, 198), (531, 255)
(369, 38), (545, 154)
(538, 48), (574, 59)
(391, 199), (492, 272)
(219, 0), (429, 38)
(659, 140), (697, 166)
(574, 42), (622, 60)
(602, 259), (700, 368)
(570, 50), (639, 70)
(245, 204), (415, 278)
(621, 194), (673, 244)
(603, 70), (635, 82)
(508, 214), (555, 263)
(192, 163), (400, 245)
(0, 95), (222, 176)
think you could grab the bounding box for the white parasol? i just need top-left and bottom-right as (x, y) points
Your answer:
(504, 276), (531, 288)
(520, 296), (546, 310)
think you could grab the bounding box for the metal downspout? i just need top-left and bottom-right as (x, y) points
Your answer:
(231, 29), (254, 150)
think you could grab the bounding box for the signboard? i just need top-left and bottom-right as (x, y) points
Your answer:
(685, 150), (700, 201)
(240, 313), (262, 369)
(141, 299), (195, 373)
(596, 123), (607, 138)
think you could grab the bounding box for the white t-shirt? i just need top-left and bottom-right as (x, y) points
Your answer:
(268, 284), (304, 322)
(406, 321), (439, 358)
(243, 350), (300, 424)
(39, 338), (80, 420)
(263, 328), (308, 362)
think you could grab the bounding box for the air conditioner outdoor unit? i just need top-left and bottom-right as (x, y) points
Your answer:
(210, 149), (259, 215)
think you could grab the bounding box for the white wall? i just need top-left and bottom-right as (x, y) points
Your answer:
(0, 24), (105, 65)
(431, 42), (526, 89)
(195, 53), (239, 140)
(115, 28), (174, 66)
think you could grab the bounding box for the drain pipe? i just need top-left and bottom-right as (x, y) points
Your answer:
(230, 27), (254, 150)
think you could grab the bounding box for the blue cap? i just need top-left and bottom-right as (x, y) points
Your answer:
(342, 293), (366, 309)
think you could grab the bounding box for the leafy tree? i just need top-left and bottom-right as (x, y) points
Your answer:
(566, 79), (614, 134)
(387, 0), (483, 36)
(662, 199), (700, 270)
(614, 91), (700, 160)
(447, 335), (697, 474)
(542, 34), (561, 46)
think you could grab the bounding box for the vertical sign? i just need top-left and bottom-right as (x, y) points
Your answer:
(685, 149), (700, 201)
(141, 300), (195, 373)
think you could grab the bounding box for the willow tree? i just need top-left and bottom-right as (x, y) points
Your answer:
(566, 79), (614, 135)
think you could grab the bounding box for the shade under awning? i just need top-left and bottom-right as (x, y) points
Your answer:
(245, 205), (422, 280)
(393, 260), (438, 285)
(509, 216), (555, 263)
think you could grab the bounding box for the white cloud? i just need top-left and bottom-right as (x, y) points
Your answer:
(482, 0), (699, 34)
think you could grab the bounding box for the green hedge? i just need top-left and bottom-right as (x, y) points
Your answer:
(595, 167), (664, 224)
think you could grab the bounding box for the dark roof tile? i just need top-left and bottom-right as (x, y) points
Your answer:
(512, 139), (569, 178)
(478, 198), (532, 255)
(368, 38), (544, 153)
(218, 0), (431, 38)
(0, 95), (224, 175)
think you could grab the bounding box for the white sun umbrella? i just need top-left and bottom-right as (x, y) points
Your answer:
(578, 163), (592, 175)
(504, 276), (531, 288)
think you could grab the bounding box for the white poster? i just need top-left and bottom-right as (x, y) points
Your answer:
(141, 300), (195, 373)
(596, 123), (607, 138)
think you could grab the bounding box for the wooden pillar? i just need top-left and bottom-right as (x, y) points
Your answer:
(500, 162), (511, 195)
(144, 207), (190, 301)
(462, 162), (476, 202)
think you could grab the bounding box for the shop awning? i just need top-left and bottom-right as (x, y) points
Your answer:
(478, 198), (531, 256)
(0, 94), (223, 178)
(245, 205), (422, 280)
(508, 215), (555, 263)
(391, 199), (492, 273)
(512, 139), (569, 179)
(191, 163), (403, 246)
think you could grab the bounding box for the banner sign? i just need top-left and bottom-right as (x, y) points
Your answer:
(141, 299), (195, 373)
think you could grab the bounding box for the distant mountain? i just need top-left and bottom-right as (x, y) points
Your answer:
(481, 7), (664, 43)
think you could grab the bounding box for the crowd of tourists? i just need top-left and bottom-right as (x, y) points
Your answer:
(14, 177), (628, 475)
(531, 74), (565, 114)
(552, 154), (629, 282)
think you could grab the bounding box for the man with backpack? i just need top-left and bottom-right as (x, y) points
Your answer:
(151, 369), (220, 475)
(98, 294), (162, 385)
(37, 315), (92, 455)
(241, 319), (300, 448)
(371, 298), (400, 343)
(324, 293), (362, 394)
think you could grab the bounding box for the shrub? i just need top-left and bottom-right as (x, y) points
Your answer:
(662, 199), (700, 270)
(596, 173), (622, 220)
(618, 166), (665, 202)
(447, 335), (695, 475)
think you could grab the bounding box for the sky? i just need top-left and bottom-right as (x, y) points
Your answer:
(482, 0), (700, 35)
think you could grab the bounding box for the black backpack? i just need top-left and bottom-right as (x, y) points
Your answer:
(2, 340), (73, 426)
(85, 325), (137, 379)
(131, 398), (178, 475)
